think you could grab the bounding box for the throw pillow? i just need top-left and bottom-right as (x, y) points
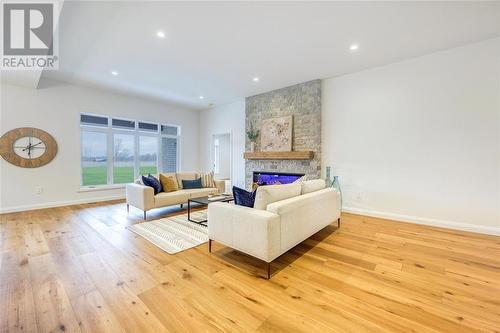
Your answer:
(182, 178), (203, 189)
(232, 186), (256, 208)
(199, 171), (215, 188)
(293, 175), (308, 184)
(253, 183), (302, 210)
(159, 174), (179, 192)
(301, 179), (326, 194)
(142, 174), (162, 195)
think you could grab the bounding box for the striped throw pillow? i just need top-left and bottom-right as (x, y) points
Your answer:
(199, 171), (215, 188)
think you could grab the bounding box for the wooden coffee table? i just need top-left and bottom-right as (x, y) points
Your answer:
(187, 195), (234, 224)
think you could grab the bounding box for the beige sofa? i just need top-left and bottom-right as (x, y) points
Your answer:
(208, 179), (341, 278)
(126, 172), (225, 219)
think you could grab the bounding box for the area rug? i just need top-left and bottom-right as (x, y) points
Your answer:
(127, 210), (208, 254)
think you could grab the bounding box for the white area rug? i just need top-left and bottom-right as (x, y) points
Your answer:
(127, 210), (208, 254)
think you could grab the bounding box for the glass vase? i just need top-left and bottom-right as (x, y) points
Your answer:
(331, 175), (342, 208)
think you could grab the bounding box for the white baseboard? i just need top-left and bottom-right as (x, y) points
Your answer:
(342, 206), (500, 236)
(0, 195), (125, 214)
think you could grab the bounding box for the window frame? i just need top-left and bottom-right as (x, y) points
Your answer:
(79, 113), (181, 190)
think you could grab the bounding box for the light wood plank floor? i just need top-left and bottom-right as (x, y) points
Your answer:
(1, 200), (499, 333)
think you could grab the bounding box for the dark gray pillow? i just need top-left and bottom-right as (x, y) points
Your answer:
(182, 178), (202, 189)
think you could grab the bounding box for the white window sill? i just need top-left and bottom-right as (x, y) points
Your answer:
(78, 184), (126, 192)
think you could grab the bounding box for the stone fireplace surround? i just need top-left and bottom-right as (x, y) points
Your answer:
(245, 80), (321, 189)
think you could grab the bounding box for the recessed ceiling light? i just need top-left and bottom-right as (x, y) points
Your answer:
(199, 95), (204, 100)
(111, 71), (119, 76)
(156, 31), (166, 38)
(253, 77), (260, 82)
(349, 44), (359, 51)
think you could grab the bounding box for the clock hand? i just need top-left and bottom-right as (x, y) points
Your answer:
(22, 141), (43, 151)
(29, 142), (43, 149)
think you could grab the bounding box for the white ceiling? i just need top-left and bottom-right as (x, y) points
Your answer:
(42, 1), (500, 109)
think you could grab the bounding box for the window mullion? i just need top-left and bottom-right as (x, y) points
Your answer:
(177, 135), (181, 172)
(108, 127), (113, 185)
(134, 131), (139, 179)
(157, 135), (162, 173)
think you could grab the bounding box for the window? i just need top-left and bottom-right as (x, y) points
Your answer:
(112, 118), (135, 129)
(139, 136), (158, 175)
(139, 122), (158, 132)
(81, 114), (108, 127)
(161, 125), (178, 136)
(113, 133), (135, 184)
(80, 113), (180, 187)
(81, 131), (108, 186)
(161, 137), (177, 173)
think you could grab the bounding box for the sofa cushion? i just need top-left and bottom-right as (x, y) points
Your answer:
(154, 191), (190, 208)
(176, 172), (197, 189)
(160, 174), (179, 192)
(232, 186), (256, 208)
(301, 179), (326, 194)
(253, 183), (302, 210)
(182, 178), (202, 189)
(142, 174), (162, 195)
(187, 187), (218, 198)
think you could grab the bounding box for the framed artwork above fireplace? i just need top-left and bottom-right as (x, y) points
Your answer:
(260, 115), (293, 152)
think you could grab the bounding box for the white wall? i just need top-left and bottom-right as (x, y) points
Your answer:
(322, 38), (500, 235)
(0, 79), (200, 213)
(199, 100), (246, 188)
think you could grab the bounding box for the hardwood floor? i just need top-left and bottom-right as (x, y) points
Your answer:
(1, 200), (499, 333)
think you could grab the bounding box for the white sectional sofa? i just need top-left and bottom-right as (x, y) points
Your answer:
(208, 179), (341, 278)
(126, 172), (225, 219)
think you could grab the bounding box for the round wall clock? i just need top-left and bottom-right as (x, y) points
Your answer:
(0, 127), (58, 168)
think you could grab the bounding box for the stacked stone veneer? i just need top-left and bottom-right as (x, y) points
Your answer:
(245, 79), (321, 188)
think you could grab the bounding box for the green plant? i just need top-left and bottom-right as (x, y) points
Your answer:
(246, 123), (259, 142)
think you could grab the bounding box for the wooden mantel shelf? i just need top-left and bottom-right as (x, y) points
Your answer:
(244, 151), (314, 160)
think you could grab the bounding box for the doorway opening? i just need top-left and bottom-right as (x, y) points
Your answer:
(212, 133), (231, 192)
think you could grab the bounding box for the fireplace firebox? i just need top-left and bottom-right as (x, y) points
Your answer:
(253, 171), (304, 187)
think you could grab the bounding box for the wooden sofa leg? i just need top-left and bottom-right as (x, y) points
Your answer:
(144, 211), (147, 220)
(208, 239), (212, 253)
(337, 218), (341, 228)
(180, 204), (183, 209)
(267, 262), (271, 279)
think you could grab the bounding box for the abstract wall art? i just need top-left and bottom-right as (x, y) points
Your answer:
(260, 115), (293, 152)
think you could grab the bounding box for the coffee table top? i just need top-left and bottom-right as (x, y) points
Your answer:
(189, 195), (234, 205)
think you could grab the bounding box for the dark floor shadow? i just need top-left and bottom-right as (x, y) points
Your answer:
(210, 222), (340, 279)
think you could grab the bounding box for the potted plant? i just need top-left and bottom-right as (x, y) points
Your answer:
(246, 123), (259, 152)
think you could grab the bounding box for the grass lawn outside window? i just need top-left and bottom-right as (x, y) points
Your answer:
(82, 166), (158, 186)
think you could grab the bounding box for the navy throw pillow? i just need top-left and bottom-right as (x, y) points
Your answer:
(232, 186), (256, 208)
(142, 174), (162, 195)
(182, 178), (202, 189)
